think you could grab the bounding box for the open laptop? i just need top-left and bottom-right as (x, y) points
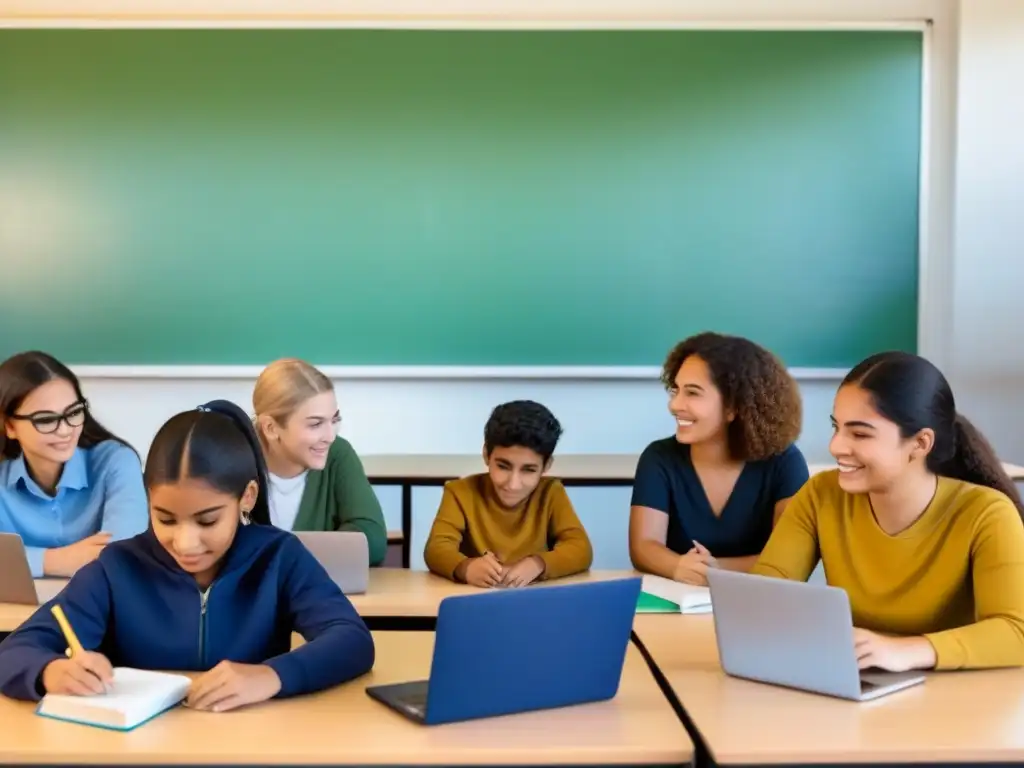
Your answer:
(0, 533), (40, 605)
(367, 577), (642, 724)
(293, 531), (369, 594)
(706, 567), (925, 702)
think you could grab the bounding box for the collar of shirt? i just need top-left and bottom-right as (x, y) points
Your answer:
(5, 447), (89, 499)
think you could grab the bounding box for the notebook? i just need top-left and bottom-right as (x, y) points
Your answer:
(36, 667), (191, 731)
(637, 574), (712, 614)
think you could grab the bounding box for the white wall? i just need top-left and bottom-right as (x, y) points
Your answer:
(76, 374), (842, 570)
(7, 0), (1024, 567)
(950, 0), (1024, 461)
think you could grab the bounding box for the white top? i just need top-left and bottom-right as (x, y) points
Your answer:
(267, 470), (308, 531)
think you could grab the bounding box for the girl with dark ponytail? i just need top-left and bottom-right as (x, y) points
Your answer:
(0, 399), (375, 710)
(753, 351), (1024, 673)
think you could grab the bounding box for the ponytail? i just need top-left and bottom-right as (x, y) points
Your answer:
(199, 400), (271, 526)
(144, 399), (271, 526)
(936, 414), (1024, 519)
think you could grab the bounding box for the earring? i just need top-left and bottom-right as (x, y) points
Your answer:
(240, 508), (251, 525)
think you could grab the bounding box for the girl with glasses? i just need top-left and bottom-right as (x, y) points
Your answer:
(0, 351), (147, 578)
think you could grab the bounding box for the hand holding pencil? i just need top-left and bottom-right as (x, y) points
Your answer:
(40, 604), (114, 697)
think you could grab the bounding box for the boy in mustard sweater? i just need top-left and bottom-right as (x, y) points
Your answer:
(424, 401), (594, 588)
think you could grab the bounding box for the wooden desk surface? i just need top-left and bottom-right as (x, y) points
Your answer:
(0, 630), (692, 766)
(363, 454), (1024, 482)
(1, 570), (638, 633)
(362, 453), (640, 481)
(634, 614), (1024, 764)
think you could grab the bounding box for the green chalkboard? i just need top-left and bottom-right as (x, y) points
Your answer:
(0, 29), (922, 367)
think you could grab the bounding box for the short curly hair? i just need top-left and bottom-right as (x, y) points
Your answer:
(484, 400), (563, 462)
(661, 332), (802, 461)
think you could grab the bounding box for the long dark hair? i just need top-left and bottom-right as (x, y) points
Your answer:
(0, 351), (134, 461)
(844, 351), (1023, 516)
(143, 399), (271, 525)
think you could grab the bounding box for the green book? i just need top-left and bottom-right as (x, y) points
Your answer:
(634, 575), (713, 614)
(636, 591), (681, 614)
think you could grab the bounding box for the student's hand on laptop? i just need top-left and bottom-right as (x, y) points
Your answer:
(42, 650), (114, 696)
(462, 552), (506, 588)
(186, 661), (282, 713)
(853, 628), (937, 672)
(43, 533), (112, 577)
(673, 545), (714, 586)
(501, 555), (545, 588)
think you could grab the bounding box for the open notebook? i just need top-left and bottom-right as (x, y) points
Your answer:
(36, 668), (190, 731)
(636, 574), (712, 614)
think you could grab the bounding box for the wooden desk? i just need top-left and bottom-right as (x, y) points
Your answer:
(0, 631), (692, 766)
(634, 614), (1024, 765)
(362, 454), (1024, 566)
(1, 570), (638, 634)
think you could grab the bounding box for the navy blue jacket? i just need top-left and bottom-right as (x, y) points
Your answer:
(0, 523), (374, 702)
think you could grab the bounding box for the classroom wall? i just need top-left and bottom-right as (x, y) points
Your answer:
(948, 0), (1024, 464)
(76, 374), (843, 571)
(5, 0), (1023, 567)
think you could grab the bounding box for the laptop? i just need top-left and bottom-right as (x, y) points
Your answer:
(366, 577), (642, 724)
(293, 531), (369, 594)
(0, 533), (40, 605)
(706, 567), (925, 701)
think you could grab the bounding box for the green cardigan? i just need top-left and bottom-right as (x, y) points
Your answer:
(291, 437), (388, 565)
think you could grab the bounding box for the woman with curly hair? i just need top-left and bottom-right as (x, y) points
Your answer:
(629, 332), (809, 585)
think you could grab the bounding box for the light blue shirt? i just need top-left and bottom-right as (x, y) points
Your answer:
(0, 441), (148, 578)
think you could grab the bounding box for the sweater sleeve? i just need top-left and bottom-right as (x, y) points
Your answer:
(422, 484), (470, 581)
(329, 438), (388, 566)
(538, 482), (593, 580)
(924, 498), (1024, 670)
(750, 478), (821, 582)
(264, 537), (375, 697)
(0, 561), (113, 701)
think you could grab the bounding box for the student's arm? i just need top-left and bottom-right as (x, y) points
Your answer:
(98, 443), (149, 542)
(714, 445), (811, 572)
(329, 439), (388, 566)
(537, 482), (593, 580)
(24, 545), (47, 580)
(749, 481), (820, 581)
(264, 537), (375, 697)
(422, 486), (470, 581)
(923, 500), (1024, 670)
(628, 447), (684, 578)
(0, 562), (113, 701)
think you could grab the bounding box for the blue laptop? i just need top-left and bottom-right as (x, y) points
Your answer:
(366, 577), (642, 725)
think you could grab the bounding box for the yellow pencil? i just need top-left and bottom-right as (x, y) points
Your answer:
(50, 604), (85, 658)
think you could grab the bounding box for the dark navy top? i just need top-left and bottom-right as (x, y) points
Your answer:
(630, 438), (810, 558)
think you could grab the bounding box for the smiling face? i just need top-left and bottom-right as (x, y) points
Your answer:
(4, 378), (86, 468)
(483, 444), (549, 509)
(150, 478), (258, 587)
(260, 390), (340, 473)
(829, 383), (934, 494)
(667, 355), (733, 446)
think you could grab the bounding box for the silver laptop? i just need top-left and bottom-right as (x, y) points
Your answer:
(706, 567), (925, 701)
(0, 533), (41, 605)
(293, 531), (369, 594)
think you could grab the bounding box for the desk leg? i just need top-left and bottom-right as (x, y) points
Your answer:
(401, 483), (412, 569)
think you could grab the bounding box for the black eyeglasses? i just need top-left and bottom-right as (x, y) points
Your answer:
(9, 401), (89, 435)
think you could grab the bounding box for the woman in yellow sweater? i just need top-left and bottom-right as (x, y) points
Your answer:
(752, 351), (1024, 672)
